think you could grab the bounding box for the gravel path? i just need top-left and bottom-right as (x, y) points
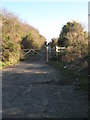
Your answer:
(2, 52), (88, 118)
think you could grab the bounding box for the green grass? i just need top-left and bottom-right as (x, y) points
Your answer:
(48, 60), (88, 92)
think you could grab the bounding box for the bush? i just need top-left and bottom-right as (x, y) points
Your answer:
(1, 9), (46, 68)
(21, 32), (46, 50)
(58, 21), (88, 64)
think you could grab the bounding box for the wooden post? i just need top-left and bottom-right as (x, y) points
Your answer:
(46, 46), (48, 62)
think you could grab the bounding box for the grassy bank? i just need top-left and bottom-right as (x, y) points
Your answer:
(49, 60), (88, 92)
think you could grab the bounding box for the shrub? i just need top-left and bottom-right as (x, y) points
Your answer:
(1, 9), (46, 68)
(58, 21), (88, 63)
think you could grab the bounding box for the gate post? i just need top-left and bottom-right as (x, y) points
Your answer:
(46, 46), (49, 62)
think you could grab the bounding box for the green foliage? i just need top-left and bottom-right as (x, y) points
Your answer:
(49, 61), (88, 91)
(49, 38), (58, 47)
(58, 21), (84, 46)
(48, 38), (58, 47)
(49, 21), (88, 92)
(57, 22), (88, 91)
(58, 21), (88, 62)
(1, 9), (46, 68)
(21, 32), (46, 50)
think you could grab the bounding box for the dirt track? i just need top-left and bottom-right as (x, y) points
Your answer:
(2, 52), (88, 118)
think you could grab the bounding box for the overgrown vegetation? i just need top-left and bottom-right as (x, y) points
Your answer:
(0, 9), (46, 69)
(49, 21), (88, 92)
(21, 32), (45, 50)
(58, 21), (88, 63)
(49, 61), (88, 91)
(48, 38), (58, 46)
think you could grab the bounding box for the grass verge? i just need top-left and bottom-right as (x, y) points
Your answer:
(48, 60), (88, 92)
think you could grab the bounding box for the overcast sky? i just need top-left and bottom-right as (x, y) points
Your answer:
(1, 1), (88, 42)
